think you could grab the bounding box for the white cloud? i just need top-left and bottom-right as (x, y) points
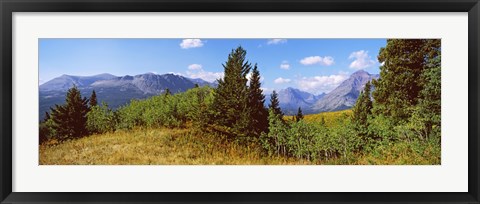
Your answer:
(300, 56), (334, 66)
(280, 61), (290, 70)
(349, 50), (376, 69)
(274, 77), (292, 84)
(296, 73), (349, 94)
(260, 87), (272, 94)
(188, 64), (203, 70)
(186, 65), (223, 83)
(267, 39), (287, 45)
(180, 39), (204, 49)
(186, 69), (223, 83)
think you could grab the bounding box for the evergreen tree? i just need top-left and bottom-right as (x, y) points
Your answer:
(164, 88), (171, 96)
(410, 53), (441, 139)
(89, 90), (97, 107)
(212, 46), (251, 136)
(295, 107), (304, 122)
(248, 64), (268, 136)
(352, 81), (373, 140)
(43, 111), (50, 122)
(194, 83), (200, 88)
(373, 39), (441, 123)
(50, 85), (90, 140)
(269, 91), (283, 119)
(193, 87), (210, 130)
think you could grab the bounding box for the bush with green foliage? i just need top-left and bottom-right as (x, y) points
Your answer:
(115, 86), (215, 130)
(261, 109), (361, 163)
(39, 118), (57, 144)
(87, 102), (117, 134)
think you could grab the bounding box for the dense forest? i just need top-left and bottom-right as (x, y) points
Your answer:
(39, 39), (441, 165)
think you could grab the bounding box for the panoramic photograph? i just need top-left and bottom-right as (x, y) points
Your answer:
(38, 38), (441, 165)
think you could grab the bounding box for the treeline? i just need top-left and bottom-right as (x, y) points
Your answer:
(40, 40), (441, 164)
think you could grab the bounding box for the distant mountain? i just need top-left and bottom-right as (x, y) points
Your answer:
(188, 77), (218, 87)
(39, 73), (216, 120)
(311, 70), (379, 112)
(270, 87), (325, 115)
(39, 73), (117, 91)
(91, 73), (197, 94)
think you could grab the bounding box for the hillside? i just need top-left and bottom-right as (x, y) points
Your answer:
(40, 113), (439, 165)
(39, 127), (312, 165)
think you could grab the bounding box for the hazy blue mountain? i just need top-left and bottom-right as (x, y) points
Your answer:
(39, 73), (216, 121)
(188, 77), (218, 87)
(265, 87), (325, 115)
(311, 70), (379, 112)
(91, 73), (197, 94)
(39, 73), (116, 91)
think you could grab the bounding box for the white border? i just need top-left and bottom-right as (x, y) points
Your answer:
(12, 12), (468, 192)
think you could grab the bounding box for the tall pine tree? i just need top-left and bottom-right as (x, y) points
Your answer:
(50, 85), (90, 140)
(269, 90), (283, 119)
(352, 81), (373, 140)
(373, 39), (441, 123)
(248, 64), (268, 136)
(212, 46), (252, 136)
(295, 107), (304, 122)
(164, 88), (171, 96)
(411, 53), (441, 139)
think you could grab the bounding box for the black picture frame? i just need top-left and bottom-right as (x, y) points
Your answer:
(1, 0), (479, 203)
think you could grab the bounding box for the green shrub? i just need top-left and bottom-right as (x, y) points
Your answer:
(115, 86), (215, 130)
(87, 102), (117, 134)
(39, 118), (57, 144)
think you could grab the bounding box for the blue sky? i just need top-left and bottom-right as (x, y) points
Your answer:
(39, 38), (386, 94)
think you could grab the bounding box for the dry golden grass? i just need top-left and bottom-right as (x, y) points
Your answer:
(284, 109), (352, 127)
(39, 127), (314, 165)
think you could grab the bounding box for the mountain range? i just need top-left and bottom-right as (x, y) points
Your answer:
(266, 70), (378, 115)
(39, 73), (216, 120)
(39, 70), (378, 120)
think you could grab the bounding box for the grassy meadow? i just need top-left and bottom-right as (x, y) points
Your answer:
(39, 110), (439, 165)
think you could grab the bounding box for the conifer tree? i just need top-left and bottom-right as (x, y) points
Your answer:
(248, 64), (268, 136)
(50, 85), (90, 140)
(352, 81), (373, 140)
(89, 90), (97, 107)
(411, 53), (441, 139)
(212, 46), (251, 136)
(269, 90), (283, 119)
(43, 111), (50, 122)
(164, 88), (171, 96)
(295, 107), (304, 122)
(352, 81), (373, 124)
(373, 39), (441, 123)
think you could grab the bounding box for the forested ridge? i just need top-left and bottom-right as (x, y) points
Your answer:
(40, 39), (441, 165)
